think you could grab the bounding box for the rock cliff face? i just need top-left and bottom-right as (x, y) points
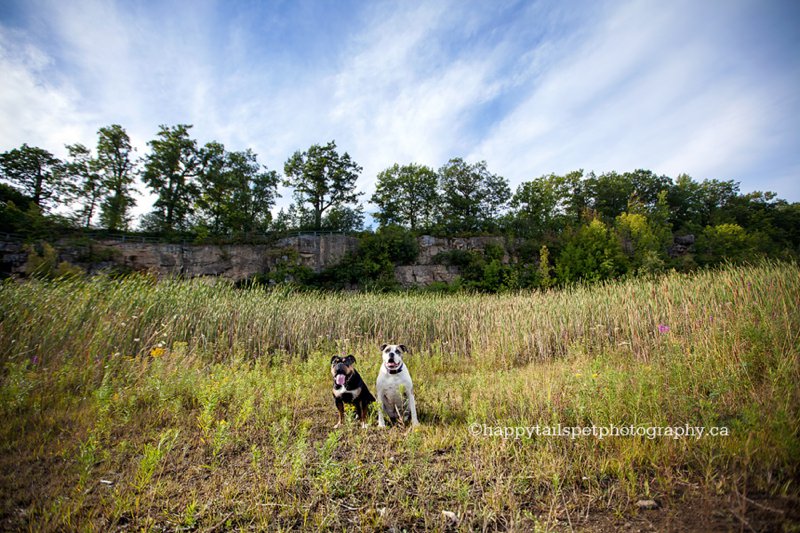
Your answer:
(97, 234), (359, 280)
(0, 233), (696, 286)
(0, 234), (359, 282)
(393, 235), (509, 287)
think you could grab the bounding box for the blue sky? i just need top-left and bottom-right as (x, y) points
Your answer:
(1, 0), (799, 223)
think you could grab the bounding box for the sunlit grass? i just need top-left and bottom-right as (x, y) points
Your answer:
(0, 261), (798, 530)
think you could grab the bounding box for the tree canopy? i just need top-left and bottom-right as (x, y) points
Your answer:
(283, 141), (362, 231)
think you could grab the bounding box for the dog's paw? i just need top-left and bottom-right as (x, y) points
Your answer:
(333, 422), (342, 429)
(361, 422), (369, 429)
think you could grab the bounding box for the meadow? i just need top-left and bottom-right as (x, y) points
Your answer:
(0, 262), (798, 531)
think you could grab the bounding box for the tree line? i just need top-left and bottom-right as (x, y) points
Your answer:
(2, 123), (799, 289)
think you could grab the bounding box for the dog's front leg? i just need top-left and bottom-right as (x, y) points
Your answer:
(407, 390), (419, 426)
(334, 398), (344, 428)
(358, 401), (369, 428)
(377, 400), (386, 427)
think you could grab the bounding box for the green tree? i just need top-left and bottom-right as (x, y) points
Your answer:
(64, 143), (102, 227)
(142, 124), (199, 232)
(321, 204), (364, 232)
(96, 125), (137, 231)
(195, 144), (280, 235)
(555, 219), (628, 283)
(438, 158), (510, 233)
(615, 192), (672, 274)
(0, 144), (65, 209)
(615, 212), (665, 274)
(538, 244), (553, 288)
(283, 140), (362, 231)
(195, 141), (228, 233)
(510, 170), (589, 239)
(667, 174), (739, 231)
(372, 163), (439, 231)
(695, 223), (759, 265)
(584, 169), (671, 221)
(228, 149), (280, 234)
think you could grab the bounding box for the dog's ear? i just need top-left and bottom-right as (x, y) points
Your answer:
(330, 355), (339, 365)
(399, 344), (408, 353)
(380, 343), (388, 351)
(345, 354), (356, 365)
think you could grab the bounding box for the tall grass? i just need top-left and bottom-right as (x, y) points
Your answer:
(1, 261), (796, 367)
(0, 261), (798, 531)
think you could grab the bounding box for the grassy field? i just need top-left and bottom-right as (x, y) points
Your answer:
(1, 262), (799, 531)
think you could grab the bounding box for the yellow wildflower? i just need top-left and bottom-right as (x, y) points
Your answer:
(150, 347), (166, 357)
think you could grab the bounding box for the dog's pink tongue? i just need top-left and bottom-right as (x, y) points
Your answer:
(335, 374), (346, 386)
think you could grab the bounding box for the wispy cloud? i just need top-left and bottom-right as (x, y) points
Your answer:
(470, 1), (800, 197)
(0, 0), (798, 226)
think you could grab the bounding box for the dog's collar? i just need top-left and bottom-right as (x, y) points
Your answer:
(385, 362), (404, 375)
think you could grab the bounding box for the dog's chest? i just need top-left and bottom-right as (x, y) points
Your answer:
(377, 371), (412, 400)
(333, 385), (361, 402)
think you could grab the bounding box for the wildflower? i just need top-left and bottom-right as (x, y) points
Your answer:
(592, 373), (599, 379)
(31, 356), (39, 365)
(657, 324), (670, 334)
(150, 347), (166, 357)
(133, 338), (141, 342)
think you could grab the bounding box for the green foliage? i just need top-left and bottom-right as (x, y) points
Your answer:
(433, 243), (519, 292)
(96, 125), (137, 231)
(283, 140), (362, 231)
(195, 142), (280, 236)
(0, 144), (66, 210)
(555, 219), (628, 283)
(23, 242), (84, 279)
(438, 158), (510, 234)
(142, 124), (200, 232)
(695, 223), (760, 265)
(64, 143), (102, 228)
(314, 226), (418, 290)
(615, 210), (669, 275)
(372, 163), (439, 231)
(510, 171), (584, 238)
(537, 245), (553, 288)
(4, 123), (800, 285)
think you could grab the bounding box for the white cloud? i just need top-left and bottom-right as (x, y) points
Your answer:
(0, 30), (95, 155)
(470, 1), (800, 199)
(1, 0), (798, 229)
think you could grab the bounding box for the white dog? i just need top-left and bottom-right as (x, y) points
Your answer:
(376, 344), (419, 427)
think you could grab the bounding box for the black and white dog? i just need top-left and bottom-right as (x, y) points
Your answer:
(330, 355), (375, 428)
(376, 344), (419, 427)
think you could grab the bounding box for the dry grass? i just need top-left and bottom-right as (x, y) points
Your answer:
(0, 262), (798, 531)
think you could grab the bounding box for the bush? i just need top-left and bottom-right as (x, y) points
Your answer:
(695, 223), (760, 265)
(555, 219), (628, 283)
(23, 242), (84, 279)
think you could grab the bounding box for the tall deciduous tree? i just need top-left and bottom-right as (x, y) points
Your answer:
(283, 140), (362, 231)
(226, 149), (280, 234)
(142, 124), (199, 232)
(438, 158), (510, 233)
(510, 172), (578, 238)
(0, 144), (65, 209)
(64, 143), (102, 227)
(96, 125), (137, 231)
(372, 163), (439, 231)
(196, 142), (280, 235)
